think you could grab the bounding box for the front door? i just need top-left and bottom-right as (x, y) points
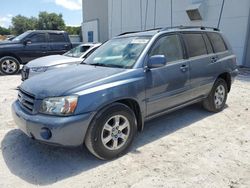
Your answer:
(21, 32), (48, 63)
(145, 34), (191, 117)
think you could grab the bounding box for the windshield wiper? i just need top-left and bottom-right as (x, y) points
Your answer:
(89, 63), (124, 68)
(89, 63), (106, 67)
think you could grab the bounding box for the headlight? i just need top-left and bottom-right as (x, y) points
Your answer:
(30, 66), (48, 72)
(40, 96), (78, 115)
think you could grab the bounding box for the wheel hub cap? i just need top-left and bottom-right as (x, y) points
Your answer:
(214, 85), (226, 109)
(101, 115), (130, 150)
(1, 59), (17, 73)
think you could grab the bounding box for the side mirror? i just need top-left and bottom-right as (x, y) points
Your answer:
(147, 55), (167, 69)
(23, 39), (32, 45)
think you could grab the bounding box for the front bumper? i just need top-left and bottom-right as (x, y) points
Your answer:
(12, 100), (94, 147)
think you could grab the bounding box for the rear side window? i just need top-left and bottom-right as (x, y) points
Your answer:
(49, 33), (66, 43)
(203, 34), (213, 54)
(29, 33), (46, 43)
(183, 33), (207, 58)
(207, 33), (227, 53)
(149, 34), (183, 62)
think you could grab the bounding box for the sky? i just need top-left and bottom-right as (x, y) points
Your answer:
(0, 0), (82, 28)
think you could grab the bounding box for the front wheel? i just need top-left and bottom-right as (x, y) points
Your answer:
(85, 103), (137, 160)
(0, 56), (20, 75)
(203, 78), (228, 112)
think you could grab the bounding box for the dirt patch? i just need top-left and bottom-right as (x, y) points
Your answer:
(0, 73), (249, 188)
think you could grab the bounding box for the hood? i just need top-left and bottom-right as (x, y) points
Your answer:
(0, 40), (20, 47)
(20, 64), (128, 99)
(26, 55), (83, 68)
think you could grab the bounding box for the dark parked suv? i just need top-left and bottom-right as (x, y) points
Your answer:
(0, 30), (77, 75)
(12, 26), (238, 160)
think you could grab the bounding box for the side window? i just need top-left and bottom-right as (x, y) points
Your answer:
(149, 34), (183, 62)
(81, 46), (91, 53)
(29, 33), (46, 43)
(183, 33), (207, 58)
(207, 33), (227, 53)
(49, 33), (66, 43)
(203, 34), (213, 54)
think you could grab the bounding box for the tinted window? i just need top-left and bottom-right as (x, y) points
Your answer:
(203, 34), (213, 54)
(29, 33), (46, 43)
(49, 33), (65, 43)
(81, 46), (91, 52)
(207, 33), (227, 53)
(183, 33), (207, 58)
(149, 35), (183, 62)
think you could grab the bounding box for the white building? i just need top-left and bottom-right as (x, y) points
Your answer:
(82, 0), (250, 67)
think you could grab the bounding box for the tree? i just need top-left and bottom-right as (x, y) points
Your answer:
(64, 26), (81, 35)
(11, 15), (38, 35)
(37, 12), (65, 30)
(0, 26), (11, 35)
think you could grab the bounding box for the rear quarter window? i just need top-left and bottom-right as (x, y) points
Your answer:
(183, 33), (207, 58)
(207, 32), (227, 53)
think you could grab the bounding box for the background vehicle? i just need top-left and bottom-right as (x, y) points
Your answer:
(12, 26), (238, 160)
(21, 43), (101, 80)
(0, 30), (81, 75)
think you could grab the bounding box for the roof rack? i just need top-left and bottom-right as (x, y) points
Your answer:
(118, 28), (162, 36)
(161, 26), (220, 32)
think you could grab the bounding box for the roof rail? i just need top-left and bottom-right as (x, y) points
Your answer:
(118, 31), (140, 36)
(161, 26), (220, 32)
(118, 28), (162, 36)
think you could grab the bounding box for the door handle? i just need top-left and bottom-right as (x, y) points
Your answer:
(211, 56), (218, 63)
(180, 64), (188, 72)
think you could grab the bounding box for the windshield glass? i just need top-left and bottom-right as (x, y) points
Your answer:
(64, 45), (91, 58)
(84, 36), (151, 68)
(12, 31), (31, 42)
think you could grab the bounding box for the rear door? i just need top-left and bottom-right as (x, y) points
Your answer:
(145, 34), (192, 117)
(207, 32), (231, 68)
(47, 32), (71, 55)
(22, 32), (48, 63)
(182, 32), (221, 98)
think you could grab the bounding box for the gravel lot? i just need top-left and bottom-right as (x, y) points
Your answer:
(0, 72), (249, 188)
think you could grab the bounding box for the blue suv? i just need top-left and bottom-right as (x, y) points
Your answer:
(12, 26), (238, 160)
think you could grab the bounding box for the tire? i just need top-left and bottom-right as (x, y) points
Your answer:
(203, 78), (228, 112)
(0, 56), (20, 75)
(85, 103), (137, 160)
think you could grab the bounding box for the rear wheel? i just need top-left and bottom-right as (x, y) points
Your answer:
(203, 78), (228, 112)
(0, 56), (20, 75)
(85, 103), (137, 160)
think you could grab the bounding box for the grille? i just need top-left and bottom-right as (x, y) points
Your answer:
(18, 89), (35, 112)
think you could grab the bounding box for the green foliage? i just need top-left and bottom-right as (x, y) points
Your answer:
(64, 26), (81, 35)
(11, 11), (67, 35)
(37, 12), (65, 30)
(0, 26), (11, 35)
(11, 15), (38, 35)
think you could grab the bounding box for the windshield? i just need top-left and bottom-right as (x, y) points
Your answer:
(12, 31), (31, 42)
(64, 45), (91, 58)
(84, 36), (151, 68)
